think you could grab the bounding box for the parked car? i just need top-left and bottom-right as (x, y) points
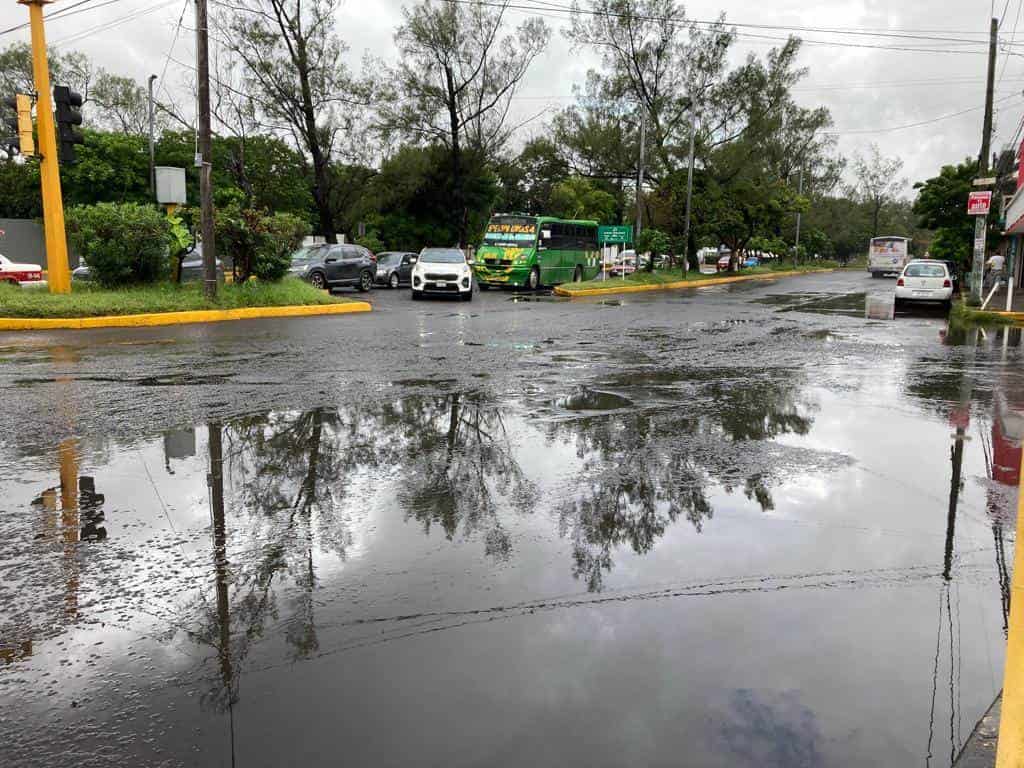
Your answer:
(0, 254), (45, 286)
(293, 243), (376, 292)
(895, 260), (953, 310)
(375, 251), (418, 288)
(716, 255), (732, 272)
(72, 247), (226, 283)
(610, 250), (637, 277)
(743, 255), (760, 268)
(288, 244), (328, 279)
(411, 247), (473, 301)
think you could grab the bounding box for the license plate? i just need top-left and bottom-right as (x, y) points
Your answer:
(435, 282), (447, 287)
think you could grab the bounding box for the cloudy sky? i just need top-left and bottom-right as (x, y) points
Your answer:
(1, 0), (1022, 195)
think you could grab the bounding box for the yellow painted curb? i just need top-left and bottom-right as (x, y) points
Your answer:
(987, 310), (1024, 323)
(553, 269), (836, 297)
(0, 301), (372, 331)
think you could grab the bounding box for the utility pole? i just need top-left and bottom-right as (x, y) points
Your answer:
(971, 17), (999, 304)
(195, 0), (217, 299)
(21, 0), (71, 294)
(681, 108), (696, 276)
(981, 17), (998, 174)
(794, 166), (804, 265)
(635, 105), (646, 243)
(148, 74), (157, 198)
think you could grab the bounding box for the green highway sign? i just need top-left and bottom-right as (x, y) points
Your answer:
(598, 225), (633, 245)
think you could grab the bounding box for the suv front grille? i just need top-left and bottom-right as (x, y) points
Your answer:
(425, 273), (459, 281)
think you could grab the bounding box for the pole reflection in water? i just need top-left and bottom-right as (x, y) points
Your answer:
(207, 421), (237, 768)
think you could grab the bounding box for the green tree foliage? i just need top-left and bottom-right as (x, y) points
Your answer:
(215, 206), (309, 283)
(548, 177), (617, 223)
(218, 0), (370, 243)
(66, 202), (172, 286)
(347, 145), (498, 251)
(912, 161), (978, 269)
(852, 144), (906, 238)
(636, 228), (672, 271)
(386, 0), (550, 245)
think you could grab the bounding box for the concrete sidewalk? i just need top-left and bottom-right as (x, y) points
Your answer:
(954, 695), (1001, 767)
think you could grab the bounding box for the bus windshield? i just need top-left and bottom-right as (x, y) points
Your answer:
(484, 216), (537, 248)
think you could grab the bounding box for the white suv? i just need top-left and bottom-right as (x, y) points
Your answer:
(895, 260), (953, 309)
(411, 248), (473, 301)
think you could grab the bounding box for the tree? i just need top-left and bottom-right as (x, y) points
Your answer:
(913, 160), (978, 268)
(548, 176), (617, 222)
(90, 71), (151, 136)
(853, 143), (906, 238)
(387, 0), (550, 246)
(218, 0), (370, 243)
(347, 144), (498, 251)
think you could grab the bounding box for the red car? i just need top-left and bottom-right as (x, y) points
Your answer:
(0, 254), (46, 287)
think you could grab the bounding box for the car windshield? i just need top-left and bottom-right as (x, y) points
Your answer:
(378, 253), (401, 266)
(420, 249), (465, 264)
(291, 247), (321, 265)
(905, 264), (946, 278)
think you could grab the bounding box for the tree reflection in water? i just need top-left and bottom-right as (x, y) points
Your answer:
(181, 383), (826, 706)
(397, 392), (538, 561)
(551, 376), (819, 592)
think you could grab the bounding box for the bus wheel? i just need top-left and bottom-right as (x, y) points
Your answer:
(528, 267), (541, 291)
(573, 265), (583, 283)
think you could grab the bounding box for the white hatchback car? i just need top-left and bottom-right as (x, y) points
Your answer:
(895, 260), (954, 309)
(411, 247), (473, 301)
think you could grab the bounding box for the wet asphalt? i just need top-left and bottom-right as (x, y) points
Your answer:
(0, 270), (1019, 767)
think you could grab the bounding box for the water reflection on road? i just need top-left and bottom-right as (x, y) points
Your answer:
(1, 320), (1022, 767)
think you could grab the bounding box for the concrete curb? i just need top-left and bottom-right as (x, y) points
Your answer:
(0, 301), (372, 331)
(552, 268), (836, 297)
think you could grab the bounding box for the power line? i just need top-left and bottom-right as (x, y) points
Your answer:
(825, 93), (1021, 135)
(448, 0), (1018, 54)
(50, 0), (179, 48)
(156, 0), (190, 102)
(0, 0), (128, 39)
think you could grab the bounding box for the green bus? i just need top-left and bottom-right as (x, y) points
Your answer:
(473, 214), (602, 290)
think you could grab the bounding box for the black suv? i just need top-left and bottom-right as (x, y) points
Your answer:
(298, 244), (377, 292)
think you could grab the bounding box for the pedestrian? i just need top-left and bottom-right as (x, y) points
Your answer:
(986, 251), (1006, 291)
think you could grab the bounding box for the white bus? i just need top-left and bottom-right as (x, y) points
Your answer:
(868, 236), (911, 278)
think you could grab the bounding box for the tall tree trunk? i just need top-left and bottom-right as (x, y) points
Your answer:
(297, 46), (337, 244)
(445, 65), (466, 248)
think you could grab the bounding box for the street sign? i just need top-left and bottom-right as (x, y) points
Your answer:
(973, 177), (997, 187)
(598, 225), (633, 245)
(968, 191), (992, 216)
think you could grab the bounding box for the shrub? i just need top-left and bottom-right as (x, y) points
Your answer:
(66, 202), (172, 287)
(215, 206), (309, 283)
(255, 212), (308, 281)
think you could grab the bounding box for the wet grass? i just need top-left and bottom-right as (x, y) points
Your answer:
(0, 278), (349, 318)
(570, 260), (840, 292)
(949, 299), (1015, 327)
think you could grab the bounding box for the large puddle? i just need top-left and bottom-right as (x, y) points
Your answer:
(1, 324), (1021, 767)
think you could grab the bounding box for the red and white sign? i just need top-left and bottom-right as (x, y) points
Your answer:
(968, 190), (992, 216)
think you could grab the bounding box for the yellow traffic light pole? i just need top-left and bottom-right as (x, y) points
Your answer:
(20, 0), (71, 294)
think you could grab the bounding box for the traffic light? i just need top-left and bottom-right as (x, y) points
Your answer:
(2, 93), (34, 157)
(53, 84), (84, 165)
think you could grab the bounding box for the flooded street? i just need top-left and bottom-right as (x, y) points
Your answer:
(0, 271), (1019, 767)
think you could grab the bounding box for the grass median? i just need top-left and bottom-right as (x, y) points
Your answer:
(0, 277), (348, 319)
(569, 260), (841, 293)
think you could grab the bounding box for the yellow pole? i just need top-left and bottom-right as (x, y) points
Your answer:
(996, 445), (1024, 766)
(22, 0), (71, 294)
